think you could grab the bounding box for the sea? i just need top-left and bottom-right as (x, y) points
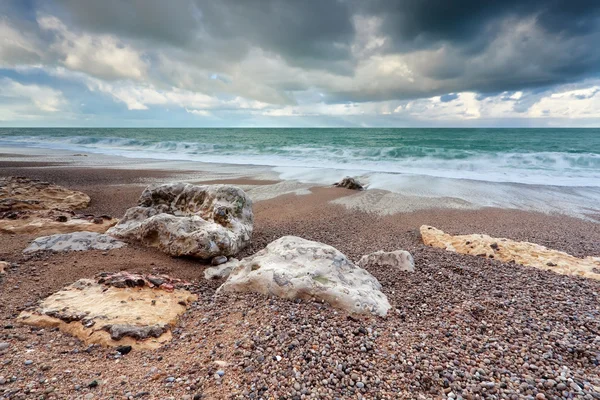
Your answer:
(1, 127), (599, 188)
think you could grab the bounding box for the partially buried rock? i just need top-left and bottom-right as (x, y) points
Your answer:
(333, 176), (364, 190)
(23, 231), (125, 254)
(420, 225), (600, 280)
(218, 236), (390, 316)
(357, 250), (415, 272)
(204, 258), (240, 280)
(108, 183), (253, 258)
(0, 177), (117, 235)
(17, 272), (196, 349)
(0, 210), (118, 235)
(0, 176), (90, 211)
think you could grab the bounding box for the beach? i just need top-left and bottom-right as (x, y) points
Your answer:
(0, 149), (599, 399)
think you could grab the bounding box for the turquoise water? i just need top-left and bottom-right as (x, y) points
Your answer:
(1, 128), (600, 187)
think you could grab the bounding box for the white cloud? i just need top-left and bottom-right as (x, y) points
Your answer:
(0, 78), (66, 120)
(37, 15), (147, 81)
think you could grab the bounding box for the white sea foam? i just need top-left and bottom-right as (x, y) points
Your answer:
(4, 134), (600, 187)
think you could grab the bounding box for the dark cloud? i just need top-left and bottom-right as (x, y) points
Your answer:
(4, 0), (600, 106)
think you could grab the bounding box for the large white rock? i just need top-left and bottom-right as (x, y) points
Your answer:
(357, 250), (415, 272)
(218, 236), (391, 316)
(107, 183), (253, 258)
(23, 231), (125, 254)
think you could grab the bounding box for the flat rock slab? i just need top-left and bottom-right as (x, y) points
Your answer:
(18, 272), (197, 349)
(0, 210), (118, 235)
(218, 236), (390, 316)
(0, 176), (90, 211)
(420, 225), (600, 280)
(23, 231), (126, 254)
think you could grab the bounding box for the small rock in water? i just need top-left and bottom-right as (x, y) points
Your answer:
(333, 176), (364, 190)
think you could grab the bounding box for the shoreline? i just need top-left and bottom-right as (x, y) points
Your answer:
(2, 145), (600, 220)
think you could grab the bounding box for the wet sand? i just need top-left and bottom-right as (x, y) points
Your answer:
(0, 159), (599, 399)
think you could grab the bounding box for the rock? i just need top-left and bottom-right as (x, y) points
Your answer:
(107, 183), (253, 258)
(116, 345), (132, 355)
(0, 343), (8, 351)
(218, 236), (391, 316)
(23, 232), (126, 254)
(0, 210), (118, 235)
(0, 178), (117, 236)
(333, 176), (364, 190)
(357, 250), (415, 272)
(17, 272), (196, 349)
(0, 176), (90, 211)
(0, 261), (7, 274)
(204, 258), (240, 280)
(420, 225), (600, 280)
(211, 255), (228, 266)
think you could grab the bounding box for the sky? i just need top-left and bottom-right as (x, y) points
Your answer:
(1, 0), (600, 127)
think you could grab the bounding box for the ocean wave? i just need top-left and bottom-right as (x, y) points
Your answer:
(3, 134), (600, 187)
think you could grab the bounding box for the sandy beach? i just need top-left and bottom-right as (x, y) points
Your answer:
(1, 152), (599, 399)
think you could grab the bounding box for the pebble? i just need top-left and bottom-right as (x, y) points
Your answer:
(24, 360), (33, 365)
(0, 343), (9, 351)
(216, 370), (225, 377)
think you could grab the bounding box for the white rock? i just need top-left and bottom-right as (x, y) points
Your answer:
(204, 258), (240, 280)
(23, 232), (125, 254)
(218, 236), (390, 316)
(357, 250), (414, 272)
(107, 183), (253, 258)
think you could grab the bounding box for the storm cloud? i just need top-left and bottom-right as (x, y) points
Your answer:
(1, 0), (600, 126)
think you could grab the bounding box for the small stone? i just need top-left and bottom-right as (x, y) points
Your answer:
(216, 370), (225, 377)
(211, 256), (228, 266)
(536, 394), (546, 400)
(0, 343), (9, 351)
(556, 383), (567, 391)
(116, 345), (132, 355)
(165, 377), (175, 383)
(24, 359), (33, 365)
(356, 382), (365, 389)
(294, 382), (301, 391)
(88, 380), (98, 388)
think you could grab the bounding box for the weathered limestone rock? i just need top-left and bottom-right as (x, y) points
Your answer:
(204, 258), (240, 280)
(334, 176), (364, 190)
(0, 176), (90, 211)
(0, 210), (118, 235)
(219, 236), (390, 316)
(23, 231), (125, 254)
(0, 177), (117, 235)
(357, 250), (415, 272)
(420, 225), (600, 280)
(108, 183), (253, 258)
(18, 272), (197, 349)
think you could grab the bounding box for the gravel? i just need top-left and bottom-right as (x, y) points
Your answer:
(0, 172), (598, 398)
